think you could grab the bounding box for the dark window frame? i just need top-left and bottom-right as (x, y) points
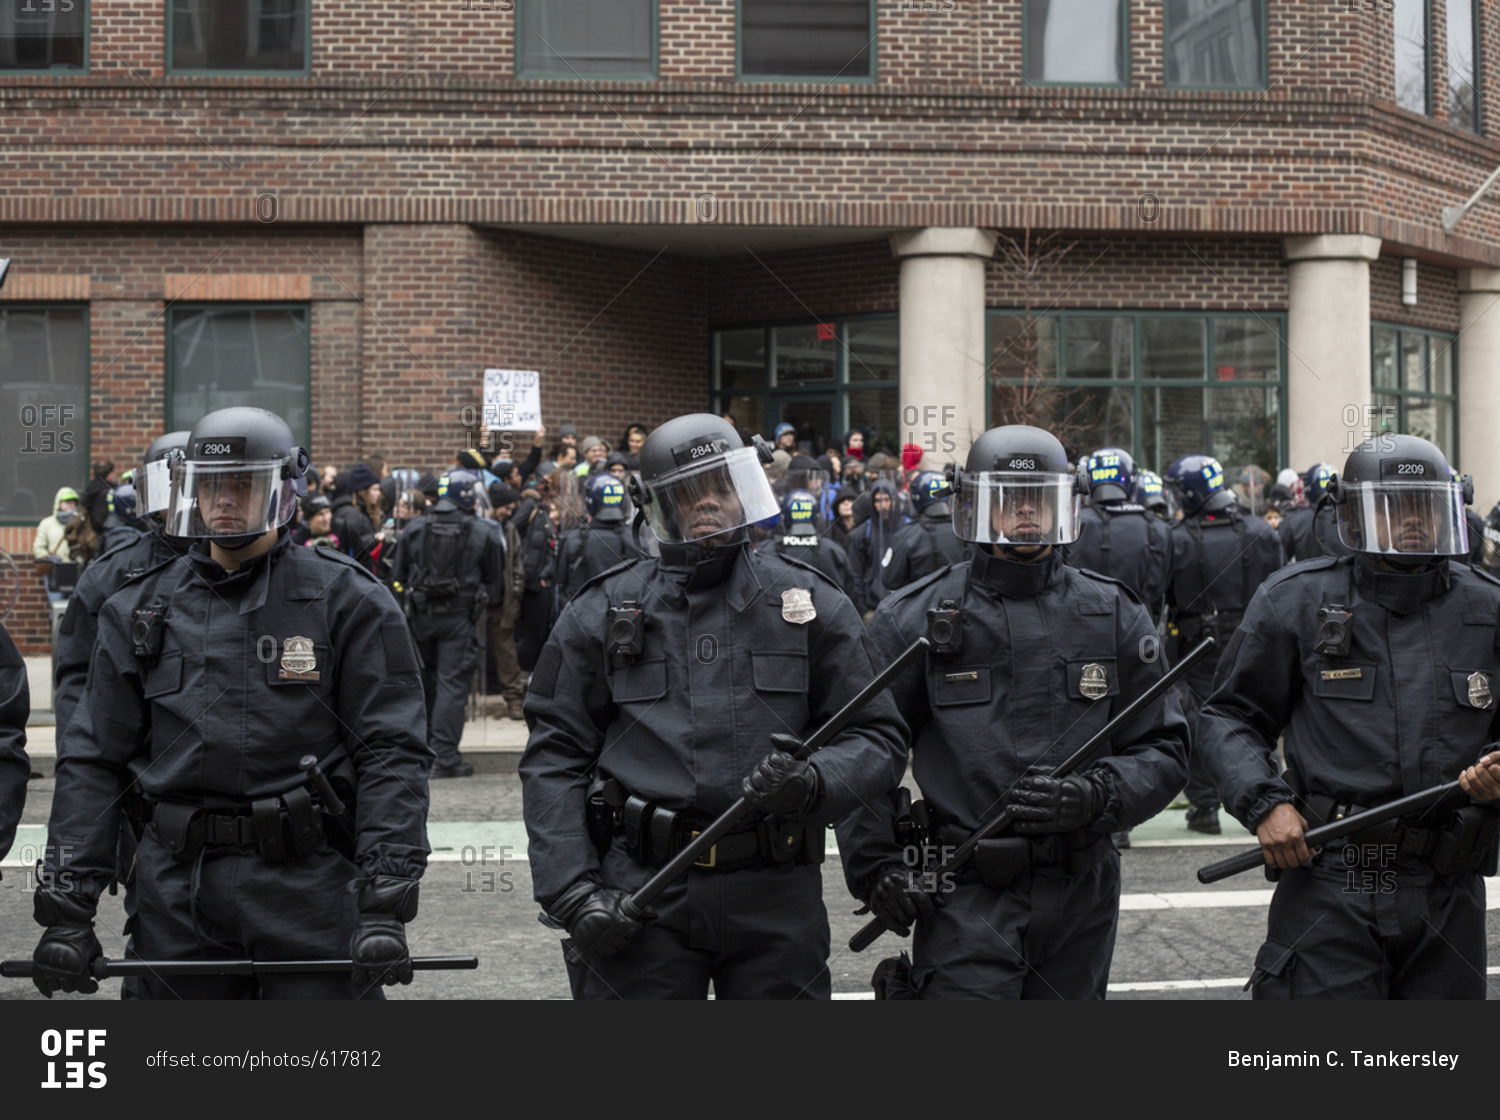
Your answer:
(735, 0), (878, 84)
(514, 0), (659, 81)
(1370, 320), (1459, 469)
(0, 302), (91, 528)
(1445, 0), (1481, 133)
(1162, 0), (1268, 92)
(1392, 0), (1432, 117)
(1022, 0), (1131, 88)
(0, 0), (89, 75)
(165, 0), (312, 77)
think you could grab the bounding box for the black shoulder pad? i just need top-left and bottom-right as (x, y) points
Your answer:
(1260, 554), (1342, 590)
(754, 548), (845, 593)
(882, 561), (962, 606)
(1463, 562), (1500, 593)
(308, 544), (380, 584)
(1065, 565), (1142, 609)
(573, 556), (650, 599)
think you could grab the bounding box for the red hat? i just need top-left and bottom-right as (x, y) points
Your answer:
(901, 443), (924, 472)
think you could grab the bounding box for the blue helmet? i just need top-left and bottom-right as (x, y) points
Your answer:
(106, 482), (141, 526)
(909, 470), (952, 517)
(1133, 469), (1168, 513)
(1083, 447), (1136, 503)
(432, 469), (479, 513)
(782, 487), (820, 535)
(586, 473), (628, 523)
(1302, 462), (1336, 504)
(774, 422), (796, 443)
(1165, 454), (1233, 517)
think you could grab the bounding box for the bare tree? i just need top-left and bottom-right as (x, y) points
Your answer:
(986, 229), (1102, 462)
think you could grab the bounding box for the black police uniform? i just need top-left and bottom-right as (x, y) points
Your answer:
(1166, 502), (1284, 812)
(391, 508), (500, 773)
(881, 508), (965, 591)
(1277, 497), (1353, 563)
(1066, 500), (1174, 622)
(1198, 554), (1500, 998)
(754, 530), (852, 594)
(520, 541), (908, 999)
(556, 520), (641, 606)
(839, 548), (1189, 998)
(0, 622), (29, 864)
(39, 534), (431, 998)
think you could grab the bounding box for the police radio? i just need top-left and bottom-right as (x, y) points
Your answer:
(607, 600), (644, 661)
(926, 599), (963, 657)
(1314, 604), (1353, 658)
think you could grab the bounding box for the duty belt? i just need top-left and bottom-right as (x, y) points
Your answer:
(1303, 794), (1442, 861)
(933, 822), (1104, 870)
(601, 780), (824, 872)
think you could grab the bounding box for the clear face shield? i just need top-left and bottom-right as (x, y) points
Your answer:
(135, 456), (176, 517)
(643, 446), (781, 544)
(1336, 481), (1469, 558)
(952, 470), (1082, 546)
(165, 460), (296, 541)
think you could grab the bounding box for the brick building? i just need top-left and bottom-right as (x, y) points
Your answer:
(3, 0), (1500, 650)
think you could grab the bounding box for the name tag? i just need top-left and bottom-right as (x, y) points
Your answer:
(1320, 668), (1362, 681)
(945, 671), (979, 682)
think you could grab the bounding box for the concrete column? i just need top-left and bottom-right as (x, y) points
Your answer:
(1282, 235), (1381, 472)
(1459, 269), (1500, 512)
(889, 227), (997, 468)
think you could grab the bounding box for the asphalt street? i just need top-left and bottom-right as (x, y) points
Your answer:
(3, 768), (1496, 1000)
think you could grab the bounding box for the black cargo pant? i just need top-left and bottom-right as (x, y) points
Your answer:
(1247, 859), (1487, 999)
(903, 845), (1122, 999)
(562, 838), (832, 1000)
(130, 831), (377, 1000)
(411, 608), (478, 767)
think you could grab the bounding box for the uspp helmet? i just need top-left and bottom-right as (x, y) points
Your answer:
(951, 425), (1083, 546)
(1303, 462), (1336, 503)
(1133, 469), (1169, 515)
(631, 413), (779, 544)
(781, 487), (821, 536)
(432, 469), (480, 513)
(586, 472), (628, 523)
(1328, 435), (1468, 558)
(165, 408), (308, 545)
(1165, 454), (1233, 517)
(1082, 447), (1136, 503)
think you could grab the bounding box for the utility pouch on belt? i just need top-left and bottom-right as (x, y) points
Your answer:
(152, 801), (205, 861)
(585, 775), (621, 859)
(973, 837), (1032, 890)
(1430, 806), (1500, 876)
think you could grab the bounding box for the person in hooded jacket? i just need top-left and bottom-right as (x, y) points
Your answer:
(846, 478), (909, 619)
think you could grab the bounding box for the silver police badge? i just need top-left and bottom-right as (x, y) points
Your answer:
(279, 636), (319, 682)
(1468, 671), (1492, 710)
(1080, 663), (1108, 701)
(781, 588), (816, 625)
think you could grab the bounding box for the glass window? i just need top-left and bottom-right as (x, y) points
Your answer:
(1164, 0), (1263, 89)
(1370, 322), (1457, 466)
(845, 387), (898, 460)
(989, 314), (1060, 381)
(1393, 0), (1430, 115)
(773, 323), (836, 386)
(988, 311), (1286, 477)
(846, 316), (898, 384)
(1024, 0), (1126, 85)
(740, 0), (873, 80)
(519, 0), (654, 78)
(1447, 0), (1478, 132)
(169, 0), (308, 74)
(0, 306), (88, 524)
(168, 306), (310, 449)
(1065, 316), (1133, 379)
(0, 0), (86, 72)
(717, 328), (767, 392)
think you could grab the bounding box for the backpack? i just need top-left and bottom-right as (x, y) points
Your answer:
(413, 513), (473, 603)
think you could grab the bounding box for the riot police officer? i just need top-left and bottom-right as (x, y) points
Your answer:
(1133, 469), (1173, 521)
(1066, 448), (1174, 623)
(391, 469), (500, 780)
(754, 486), (852, 593)
(32, 407), (431, 999)
(555, 472), (641, 606)
(1198, 434), (1500, 999)
(881, 470), (964, 591)
(520, 413), (907, 1000)
(1163, 455), (1284, 834)
(0, 622), (28, 869)
(96, 483), (145, 557)
(1277, 463), (1352, 562)
(842, 425), (1189, 999)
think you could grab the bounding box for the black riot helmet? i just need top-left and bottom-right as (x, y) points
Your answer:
(136, 430), (191, 517)
(1328, 434), (1468, 559)
(630, 413), (779, 544)
(431, 469), (479, 514)
(165, 407), (308, 548)
(950, 425), (1084, 546)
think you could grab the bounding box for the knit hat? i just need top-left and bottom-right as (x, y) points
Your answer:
(559, 423), (579, 439)
(456, 448), (489, 472)
(578, 436), (604, 455)
(346, 463), (380, 492)
(901, 443), (925, 472)
(489, 482), (521, 508)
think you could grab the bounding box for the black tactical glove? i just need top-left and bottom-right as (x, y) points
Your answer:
(742, 738), (821, 819)
(32, 889), (103, 998)
(1007, 771), (1110, 835)
(350, 876), (419, 987)
(548, 881), (652, 962)
(867, 865), (938, 938)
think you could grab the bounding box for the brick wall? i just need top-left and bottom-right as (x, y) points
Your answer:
(0, 526), (49, 656)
